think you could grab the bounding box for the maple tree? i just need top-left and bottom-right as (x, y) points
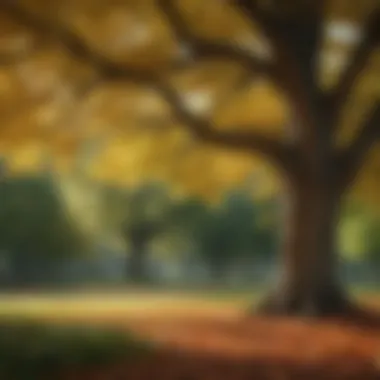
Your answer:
(0, 0), (379, 315)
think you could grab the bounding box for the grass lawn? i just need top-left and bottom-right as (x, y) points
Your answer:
(1, 288), (380, 380)
(0, 288), (256, 320)
(0, 287), (378, 320)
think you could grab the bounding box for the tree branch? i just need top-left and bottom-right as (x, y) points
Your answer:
(74, 73), (297, 172)
(1, 0), (275, 81)
(157, 0), (275, 76)
(331, 8), (380, 126)
(0, 54), (25, 66)
(0, 46), (39, 67)
(154, 80), (292, 157)
(232, 0), (325, 71)
(1, 0), (300, 174)
(0, 1), (156, 84)
(233, 0), (327, 152)
(338, 103), (380, 190)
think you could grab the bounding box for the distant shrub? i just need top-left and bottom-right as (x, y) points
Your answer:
(0, 318), (151, 380)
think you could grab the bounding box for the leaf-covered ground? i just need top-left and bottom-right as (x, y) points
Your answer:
(1, 292), (380, 379)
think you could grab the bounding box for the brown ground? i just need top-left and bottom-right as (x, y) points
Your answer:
(61, 305), (380, 380)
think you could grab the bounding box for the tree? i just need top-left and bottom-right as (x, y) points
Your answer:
(0, 171), (86, 287)
(122, 183), (171, 283)
(222, 190), (278, 260)
(99, 182), (174, 283)
(175, 200), (236, 282)
(0, 0), (379, 315)
(171, 191), (277, 282)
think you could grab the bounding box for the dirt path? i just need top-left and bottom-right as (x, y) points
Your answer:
(65, 307), (380, 380)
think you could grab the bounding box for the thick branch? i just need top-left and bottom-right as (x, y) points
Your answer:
(1, 0), (300, 174)
(0, 54), (24, 66)
(331, 8), (380, 124)
(1, 1), (275, 81)
(0, 47), (39, 67)
(67, 71), (296, 170)
(0, 1), (157, 84)
(338, 103), (380, 190)
(151, 80), (299, 172)
(157, 0), (275, 76)
(233, 0), (325, 72)
(233, 0), (327, 151)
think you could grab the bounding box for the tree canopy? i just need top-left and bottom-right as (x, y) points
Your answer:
(0, 0), (378, 204)
(180, 190), (278, 278)
(0, 172), (86, 259)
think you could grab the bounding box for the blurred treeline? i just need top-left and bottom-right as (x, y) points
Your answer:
(0, 163), (379, 290)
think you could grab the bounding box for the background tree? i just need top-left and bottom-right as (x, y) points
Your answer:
(99, 182), (176, 283)
(0, 0), (378, 315)
(0, 172), (86, 287)
(122, 183), (174, 283)
(222, 190), (279, 260)
(171, 190), (278, 282)
(167, 196), (234, 281)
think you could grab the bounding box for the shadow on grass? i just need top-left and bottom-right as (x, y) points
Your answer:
(0, 318), (152, 380)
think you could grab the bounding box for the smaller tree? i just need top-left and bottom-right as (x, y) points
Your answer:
(0, 174), (86, 288)
(121, 183), (174, 283)
(221, 191), (278, 260)
(172, 190), (278, 282)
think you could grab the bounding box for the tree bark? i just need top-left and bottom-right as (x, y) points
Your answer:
(257, 175), (352, 317)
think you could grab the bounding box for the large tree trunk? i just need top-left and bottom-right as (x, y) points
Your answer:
(257, 176), (352, 317)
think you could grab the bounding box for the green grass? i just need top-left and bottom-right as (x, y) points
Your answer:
(0, 290), (253, 319)
(0, 287), (378, 319)
(0, 319), (151, 380)
(0, 288), (379, 379)
(0, 308), (152, 379)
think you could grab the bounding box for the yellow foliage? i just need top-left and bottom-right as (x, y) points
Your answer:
(350, 144), (380, 207)
(3, 142), (46, 173)
(213, 80), (287, 136)
(0, 0), (378, 204)
(337, 50), (380, 148)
